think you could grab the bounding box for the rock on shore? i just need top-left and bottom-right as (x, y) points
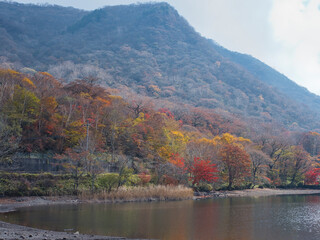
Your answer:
(193, 188), (320, 200)
(0, 220), (131, 240)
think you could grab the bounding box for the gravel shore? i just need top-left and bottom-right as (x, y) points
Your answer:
(224, 188), (320, 197)
(1, 189), (320, 239)
(194, 188), (320, 199)
(0, 220), (132, 240)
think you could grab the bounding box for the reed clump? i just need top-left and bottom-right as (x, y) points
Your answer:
(80, 185), (193, 202)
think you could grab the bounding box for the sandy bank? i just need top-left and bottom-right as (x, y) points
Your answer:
(226, 188), (320, 197)
(194, 188), (320, 199)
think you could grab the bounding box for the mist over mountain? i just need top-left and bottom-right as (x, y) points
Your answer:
(1, 1), (319, 132)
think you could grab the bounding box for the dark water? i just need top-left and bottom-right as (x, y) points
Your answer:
(1, 195), (320, 240)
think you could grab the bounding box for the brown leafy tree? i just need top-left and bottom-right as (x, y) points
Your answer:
(288, 146), (311, 186)
(220, 144), (251, 190)
(0, 115), (21, 163)
(247, 147), (271, 186)
(55, 148), (88, 193)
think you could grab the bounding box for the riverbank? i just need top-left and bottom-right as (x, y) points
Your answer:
(194, 188), (320, 199)
(3, 188), (320, 213)
(1, 188), (320, 240)
(225, 188), (320, 197)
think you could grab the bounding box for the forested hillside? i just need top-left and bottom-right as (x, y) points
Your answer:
(1, 69), (320, 193)
(1, 2), (320, 131)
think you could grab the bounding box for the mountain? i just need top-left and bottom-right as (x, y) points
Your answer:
(0, 1), (319, 131)
(215, 45), (320, 115)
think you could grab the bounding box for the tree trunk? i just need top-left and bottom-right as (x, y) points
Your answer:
(91, 174), (95, 193)
(290, 172), (297, 186)
(252, 168), (257, 186)
(228, 168), (233, 190)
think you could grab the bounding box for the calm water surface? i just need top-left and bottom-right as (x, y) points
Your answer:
(1, 195), (320, 240)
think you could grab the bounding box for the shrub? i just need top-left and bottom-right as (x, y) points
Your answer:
(38, 179), (55, 189)
(29, 187), (45, 196)
(161, 175), (179, 186)
(125, 174), (142, 186)
(196, 183), (213, 192)
(117, 168), (134, 188)
(138, 172), (151, 186)
(97, 173), (119, 193)
(0, 172), (84, 196)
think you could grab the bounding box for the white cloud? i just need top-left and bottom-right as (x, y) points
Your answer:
(269, 0), (320, 94)
(166, 0), (274, 59)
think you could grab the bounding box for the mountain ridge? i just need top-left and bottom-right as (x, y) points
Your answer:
(0, 1), (319, 131)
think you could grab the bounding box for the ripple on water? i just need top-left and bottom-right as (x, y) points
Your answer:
(276, 202), (320, 237)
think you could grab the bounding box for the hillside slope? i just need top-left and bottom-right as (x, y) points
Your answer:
(0, 2), (319, 131)
(214, 44), (320, 114)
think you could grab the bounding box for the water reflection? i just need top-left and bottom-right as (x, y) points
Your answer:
(1, 195), (320, 240)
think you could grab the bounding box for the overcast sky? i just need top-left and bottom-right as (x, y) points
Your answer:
(9, 0), (320, 95)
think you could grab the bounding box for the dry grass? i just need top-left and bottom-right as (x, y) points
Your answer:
(79, 185), (193, 202)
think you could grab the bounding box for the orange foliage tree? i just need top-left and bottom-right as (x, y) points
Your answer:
(219, 144), (251, 190)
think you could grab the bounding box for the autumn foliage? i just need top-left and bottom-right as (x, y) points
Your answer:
(305, 168), (320, 185)
(0, 68), (318, 193)
(138, 172), (152, 185)
(188, 157), (219, 186)
(219, 144), (251, 190)
(169, 153), (185, 170)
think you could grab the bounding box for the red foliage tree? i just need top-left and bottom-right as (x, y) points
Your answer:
(305, 168), (320, 185)
(188, 157), (219, 186)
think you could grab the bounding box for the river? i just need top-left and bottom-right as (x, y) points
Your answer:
(1, 194), (320, 240)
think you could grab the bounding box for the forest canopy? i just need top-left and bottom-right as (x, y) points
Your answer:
(1, 68), (320, 191)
